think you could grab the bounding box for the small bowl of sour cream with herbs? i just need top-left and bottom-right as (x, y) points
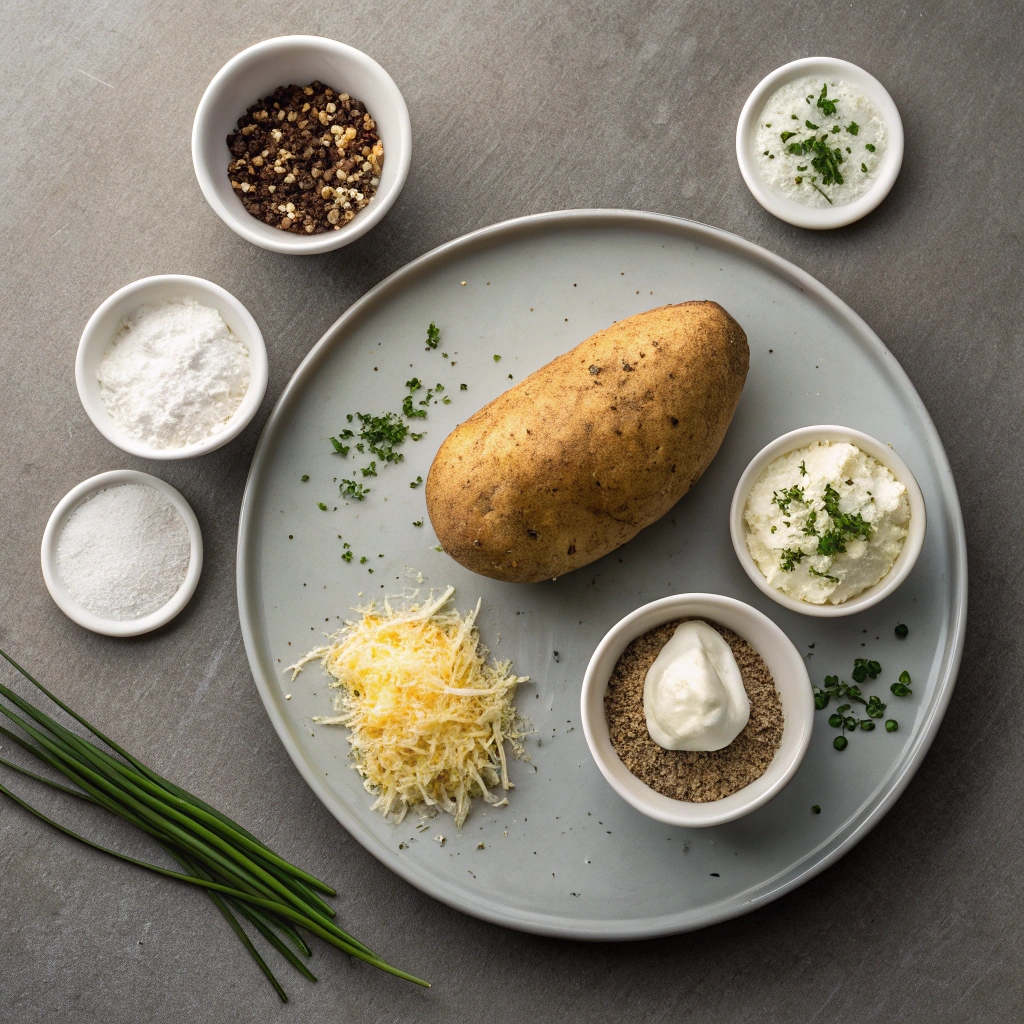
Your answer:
(729, 426), (926, 617)
(736, 57), (904, 229)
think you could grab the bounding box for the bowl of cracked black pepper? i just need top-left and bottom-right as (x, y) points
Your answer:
(192, 35), (411, 254)
(580, 594), (814, 827)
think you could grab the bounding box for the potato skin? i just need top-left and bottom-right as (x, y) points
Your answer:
(425, 301), (748, 583)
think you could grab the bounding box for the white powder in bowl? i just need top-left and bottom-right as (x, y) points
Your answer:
(56, 483), (192, 621)
(98, 297), (250, 449)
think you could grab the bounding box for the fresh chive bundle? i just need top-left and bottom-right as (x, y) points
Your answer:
(0, 649), (429, 999)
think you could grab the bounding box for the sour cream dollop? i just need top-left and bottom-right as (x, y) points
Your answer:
(643, 621), (750, 752)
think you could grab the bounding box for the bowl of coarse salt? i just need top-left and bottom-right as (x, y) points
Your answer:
(76, 275), (268, 460)
(41, 470), (203, 637)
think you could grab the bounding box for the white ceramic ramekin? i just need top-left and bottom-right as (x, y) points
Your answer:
(736, 56), (904, 229)
(729, 425), (927, 618)
(192, 35), (411, 254)
(580, 593), (813, 828)
(41, 470), (203, 637)
(76, 275), (268, 460)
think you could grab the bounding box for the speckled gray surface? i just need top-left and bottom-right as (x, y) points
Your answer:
(0, 1), (1020, 1021)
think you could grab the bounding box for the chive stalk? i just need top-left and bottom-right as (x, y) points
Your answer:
(0, 649), (428, 997)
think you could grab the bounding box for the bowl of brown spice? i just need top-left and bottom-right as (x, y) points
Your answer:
(192, 36), (411, 254)
(580, 594), (813, 827)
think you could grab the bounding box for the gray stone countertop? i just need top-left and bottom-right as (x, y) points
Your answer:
(0, 1), (1020, 1020)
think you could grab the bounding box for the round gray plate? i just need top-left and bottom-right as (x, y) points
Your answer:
(237, 210), (966, 939)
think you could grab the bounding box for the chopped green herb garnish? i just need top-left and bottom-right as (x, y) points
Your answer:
(811, 182), (833, 204)
(772, 484), (805, 515)
(865, 143), (876, 152)
(493, 354), (501, 362)
(342, 550), (353, 561)
(352, 411), (410, 463)
(780, 130), (800, 142)
(317, 501), (327, 511)
(890, 670), (913, 697)
(861, 163), (868, 172)
(410, 431), (425, 441)
(805, 119), (819, 130)
(425, 322), (440, 349)
(797, 165), (808, 172)
(885, 719), (899, 732)
(846, 122), (859, 135)
(359, 556), (368, 564)
(780, 548), (806, 572)
(799, 460), (808, 476)
(410, 476), (423, 489)
(833, 736), (848, 751)
(412, 519), (423, 527)
(895, 623), (909, 639)
(329, 437), (350, 456)
(808, 565), (838, 582)
(339, 479), (369, 501)
(360, 462), (377, 478)
(816, 83), (837, 116)
(301, 474), (309, 482)
(812, 805), (821, 814)
(402, 395), (427, 419)
(852, 659), (881, 682)
(442, 396), (451, 404)
(460, 383), (468, 390)
(770, 525), (777, 534)
(791, 113), (799, 120)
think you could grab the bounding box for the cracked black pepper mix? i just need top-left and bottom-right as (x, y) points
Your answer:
(226, 81), (383, 235)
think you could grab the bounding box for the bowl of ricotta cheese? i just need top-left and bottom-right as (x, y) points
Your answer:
(730, 426), (926, 617)
(736, 57), (904, 229)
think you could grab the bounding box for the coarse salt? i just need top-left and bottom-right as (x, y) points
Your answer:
(56, 483), (191, 622)
(97, 297), (250, 449)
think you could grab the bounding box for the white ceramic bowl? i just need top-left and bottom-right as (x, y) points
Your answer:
(76, 275), (268, 460)
(41, 470), (203, 638)
(735, 56), (904, 229)
(729, 425), (927, 618)
(192, 35), (411, 254)
(580, 594), (813, 828)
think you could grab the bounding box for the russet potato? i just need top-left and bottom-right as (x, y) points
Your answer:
(425, 301), (749, 583)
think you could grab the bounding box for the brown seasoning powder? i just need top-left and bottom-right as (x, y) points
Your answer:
(226, 81), (383, 235)
(604, 619), (784, 801)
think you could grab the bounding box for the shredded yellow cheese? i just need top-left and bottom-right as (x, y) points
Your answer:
(289, 587), (527, 828)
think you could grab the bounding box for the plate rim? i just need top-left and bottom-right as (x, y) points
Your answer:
(236, 208), (968, 940)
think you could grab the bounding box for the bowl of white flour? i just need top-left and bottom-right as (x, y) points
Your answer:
(76, 275), (268, 459)
(41, 470), (203, 637)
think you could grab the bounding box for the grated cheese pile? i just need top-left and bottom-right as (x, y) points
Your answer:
(289, 587), (527, 828)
